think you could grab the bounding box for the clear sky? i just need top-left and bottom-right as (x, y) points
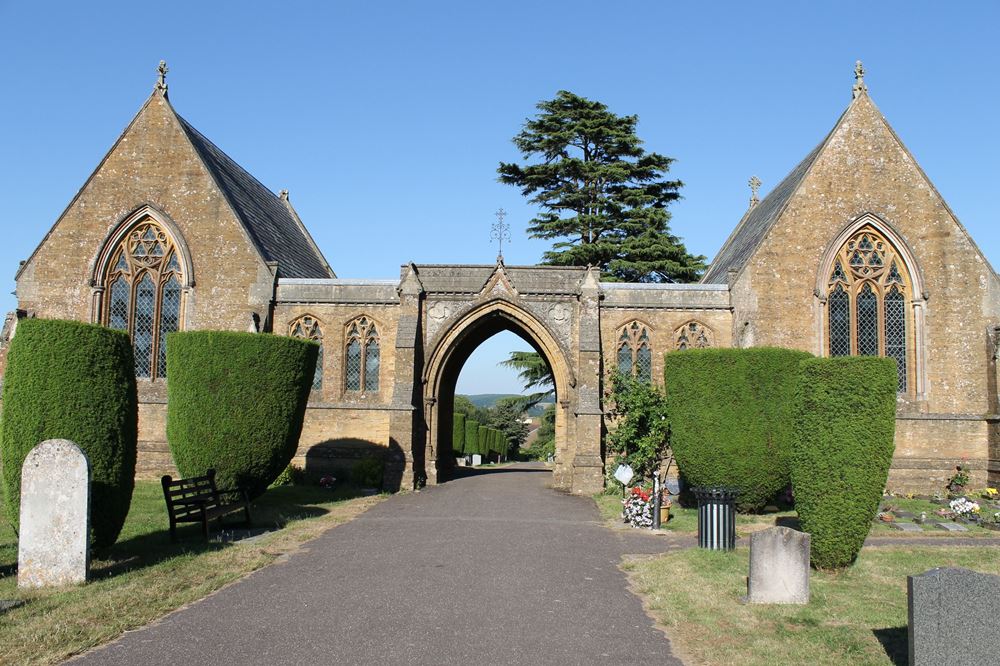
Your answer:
(1, 2), (997, 394)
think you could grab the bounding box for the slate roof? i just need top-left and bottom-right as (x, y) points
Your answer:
(176, 115), (334, 279)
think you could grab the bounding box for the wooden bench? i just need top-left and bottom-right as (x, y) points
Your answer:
(161, 469), (251, 542)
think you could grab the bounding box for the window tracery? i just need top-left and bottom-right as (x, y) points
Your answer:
(675, 321), (713, 351)
(102, 219), (183, 379)
(825, 225), (909, 391)
(290, 315), (324, 391)
(345, 316), (380, 392)
(616, 321), (652, 382)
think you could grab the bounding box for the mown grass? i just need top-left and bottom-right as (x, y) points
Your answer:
(0, 480), (383, 664)
(626, 545), (1000, 665)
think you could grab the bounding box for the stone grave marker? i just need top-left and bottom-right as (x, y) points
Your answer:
(908, 567), (1000, 666)
(891, 522), (923, 533)
(17, 439), (91, 588)
(471, 454), (482, 466)
(934, 522), (967, 532)
(747, 526), (809, 604)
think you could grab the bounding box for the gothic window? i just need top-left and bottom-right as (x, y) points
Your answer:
(289, 315), (323, 391)
(616, 321), (652, 382)
(345, 316), (380, 392)
(824, 226), (910, 392)
(102, 219), (184, 379)
(675, 321), (713, 351)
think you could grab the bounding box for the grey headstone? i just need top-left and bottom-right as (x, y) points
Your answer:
(17, 439), (90, 588)
(471, 454), (482, 466)
(908, 567), (1000, 666)
(935, 522), (967, 532)
(895, 511), (916, 519)
(891, 522), (924, 532)
(747, 526), (809, 604)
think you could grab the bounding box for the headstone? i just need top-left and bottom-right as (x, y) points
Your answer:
(747, 526), (809, 604)
(471, 454), (482, 466)
(908, 567), (1000, 666)
(891, 522), (923, 532)
(934, 522), (967, 532)
(17, 439), (90, 588)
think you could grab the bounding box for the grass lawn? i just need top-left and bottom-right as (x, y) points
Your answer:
(0, 480), (383, 665)
(626, 545), (1000, 665)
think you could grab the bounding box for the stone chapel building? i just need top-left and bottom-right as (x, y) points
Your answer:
(6, 63), (999, 494)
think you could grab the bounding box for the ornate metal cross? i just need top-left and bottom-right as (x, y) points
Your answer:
(748, 175), (761, 208)
(491, 208), (511, 261)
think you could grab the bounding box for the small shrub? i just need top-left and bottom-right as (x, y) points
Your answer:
(166, 331), (317, 499)
(792, 356), (897, 569)
(607, 372), (670, 484)
(351, 456), (384, 488)
(664, 347), (812, 511)
(271, 463), (305, 487)
(0, 318), (137, 548)
(452, 413), (466, 456)
(464, 419), (480, 456)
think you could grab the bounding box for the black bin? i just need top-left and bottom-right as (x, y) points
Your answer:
(693, 487), (738, 550)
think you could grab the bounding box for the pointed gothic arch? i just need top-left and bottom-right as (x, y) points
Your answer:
(289, 313), (324, 391)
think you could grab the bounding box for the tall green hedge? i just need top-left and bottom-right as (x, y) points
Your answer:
(166, 331), (317, 498)
(664, 347), (812, 511)
(452, 413), (466, 456)
(793, 357), (897, 569)
(464, 420), (480, 456)
(478, 425), (490, 457)
(1, 318), (137, 548)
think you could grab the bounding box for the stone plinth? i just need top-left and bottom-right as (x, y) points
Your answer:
(908, 567), (1000, 666)
(18, 439), (91, 588)
(747, 526), (810, 604)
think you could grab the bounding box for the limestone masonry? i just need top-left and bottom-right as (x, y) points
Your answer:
(5, 64), (998, 494)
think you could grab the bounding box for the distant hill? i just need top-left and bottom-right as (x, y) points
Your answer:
(458, 393), (552, 417)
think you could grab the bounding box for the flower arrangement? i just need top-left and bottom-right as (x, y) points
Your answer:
(949, 496), (980, 517)
(983, 487), (998, 499)
(622, 486), (653, 528)
(947, 466), (970, 494)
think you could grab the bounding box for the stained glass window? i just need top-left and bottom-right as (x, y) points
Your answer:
(289, 314), (323, 391)
(100, 218), (184, 380)
(825, 224), (911, 392)
(345, 316), (380, 393)
(616, 321), (654, 382)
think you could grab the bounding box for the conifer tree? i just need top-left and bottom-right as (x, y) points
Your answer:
(499, 90), (704, 282)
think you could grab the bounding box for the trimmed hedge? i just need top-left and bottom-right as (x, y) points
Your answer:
(1, 318), (137, 548)
(464, 419), (480, 456)
(452, 413), (466, 456)
(478, 425), (489, 457)
(792, 357), (897, 569)
(166, 331), (317, 499)
(664, 347), (812, 511)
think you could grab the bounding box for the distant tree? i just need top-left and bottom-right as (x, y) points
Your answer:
(488, 397), (530, 458)
(499, 351), (554, 411)
(499, 90), (705, 283)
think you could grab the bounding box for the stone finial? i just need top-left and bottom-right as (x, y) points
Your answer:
(155, 60), (169, 96)
(852, 60), (867, 99)
(748, 175), (761, 208)
(279, 189), (289, 201)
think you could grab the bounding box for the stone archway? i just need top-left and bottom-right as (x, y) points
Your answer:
(421, 298), (575, 488)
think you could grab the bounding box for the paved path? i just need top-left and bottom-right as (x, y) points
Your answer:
(77, 463), (683, 665)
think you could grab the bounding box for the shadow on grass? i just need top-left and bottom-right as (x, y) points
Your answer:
(872, 626), (908, 665)
(775, 515), (803, 530)
(1, 483), (373, 584)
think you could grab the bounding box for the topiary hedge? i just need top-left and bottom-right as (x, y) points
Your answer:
(478, 425), (489, 457)
(452, 413), (466, 456)
(664, 347), (813, 511)
(464, 419), (480, 456)
(166, 331), (317, 499)
(792, 356), (897, 569)
(1, 318), (137, 548)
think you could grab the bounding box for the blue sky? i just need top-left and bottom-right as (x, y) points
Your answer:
(1, 2), (997, 394)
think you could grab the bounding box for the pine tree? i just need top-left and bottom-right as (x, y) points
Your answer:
(499, 90), (704, 282)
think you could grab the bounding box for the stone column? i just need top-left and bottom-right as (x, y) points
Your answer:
(571, 267), (605, 494)
(387, 264), (424, 491)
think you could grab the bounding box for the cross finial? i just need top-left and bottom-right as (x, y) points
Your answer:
(155, 60), (169, 95)
(490, 208), (511, 262)
(748, 175), (761, 208)
(852, 60), (867, 99)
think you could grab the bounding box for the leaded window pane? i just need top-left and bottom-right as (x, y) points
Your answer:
(856, 283), (879, 356)
(158, 275), (181, 378)
(635, 344), (652, 383)
(364, 340), (380, 391)
(109, 276), (130, 331)
(885, 287), (907, 392)
(830, 261), (847, 283)
(617, 344), (632, 376)
(114, 253), (128, 272)
(887, 261), (903, 284)
(313, 345), (324, 391)
(828, 284), (851, 356)
(134, 274), (156, 378)
(346, 339), (362, 391)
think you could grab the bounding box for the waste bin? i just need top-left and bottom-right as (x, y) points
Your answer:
(693, 487), (738, 550)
